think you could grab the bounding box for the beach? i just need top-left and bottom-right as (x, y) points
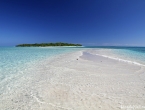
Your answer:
(0, 48), (145, 110)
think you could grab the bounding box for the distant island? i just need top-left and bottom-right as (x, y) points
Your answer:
(16, 42), (82, 47)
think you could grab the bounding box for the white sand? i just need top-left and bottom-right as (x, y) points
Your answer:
(0, 49), (145, 110)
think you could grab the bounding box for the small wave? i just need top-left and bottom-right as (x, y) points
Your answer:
(96, 54), (145, 67)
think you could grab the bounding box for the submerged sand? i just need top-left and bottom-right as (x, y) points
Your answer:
(0, 49), (145, 110)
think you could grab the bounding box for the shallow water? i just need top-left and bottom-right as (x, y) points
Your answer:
(0, 47), (82, 93)
(1, 46), (145, 89)
(0, 46), (145, 109)
(85, 47), (145, 66)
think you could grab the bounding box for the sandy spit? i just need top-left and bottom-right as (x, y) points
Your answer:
(0, 49), (145, 110)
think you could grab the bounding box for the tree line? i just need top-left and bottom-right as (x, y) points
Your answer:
(16, 42), (82, 47)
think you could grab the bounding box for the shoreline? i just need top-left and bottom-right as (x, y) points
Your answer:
(0, 49), (145, 110)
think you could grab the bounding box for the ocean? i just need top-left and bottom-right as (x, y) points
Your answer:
(0, 47), (82, 94)
(1, 46), (145, 85)
(0, 46), (145, 85)
(0, 46), (145, 109)
(85, 46), (145, 66)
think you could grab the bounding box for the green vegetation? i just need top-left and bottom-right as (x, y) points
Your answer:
(16, 42), (82, 47)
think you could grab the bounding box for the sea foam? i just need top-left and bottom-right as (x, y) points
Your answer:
(96, 54), (145, 67)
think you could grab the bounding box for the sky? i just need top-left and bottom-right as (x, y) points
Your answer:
(0, 0), (145, 46)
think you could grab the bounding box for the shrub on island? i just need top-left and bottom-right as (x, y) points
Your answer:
(16, 42), (82, 47)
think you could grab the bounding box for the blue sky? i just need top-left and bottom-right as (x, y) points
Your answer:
(0, 0), (145, 46)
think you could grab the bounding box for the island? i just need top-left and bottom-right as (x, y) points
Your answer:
(16, 42), (82, 47)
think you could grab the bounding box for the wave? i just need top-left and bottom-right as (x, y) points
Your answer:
(95, 54), (145, 67)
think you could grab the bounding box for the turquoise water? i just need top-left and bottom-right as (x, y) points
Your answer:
(83, 46), (145, 66)
(111, 48), (145, 65)
(0, 47), (81, 91)
(0, 46), (145, 109)
(1, 46), (145, 82)
(1, 46), (145, 92)
(1, 46), (145, 79)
